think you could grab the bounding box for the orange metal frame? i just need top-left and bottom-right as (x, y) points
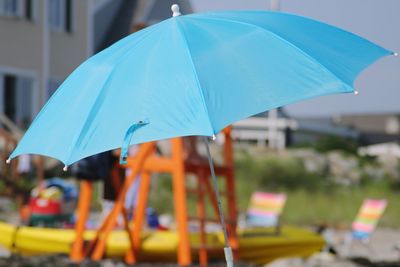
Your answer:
(70, 127), (238, 266)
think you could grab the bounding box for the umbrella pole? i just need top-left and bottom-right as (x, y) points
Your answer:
(203, 137), (234, 267)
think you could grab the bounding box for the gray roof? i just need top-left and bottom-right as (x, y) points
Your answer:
(296, 117), (359, 138)
(334, 113), (400, 135)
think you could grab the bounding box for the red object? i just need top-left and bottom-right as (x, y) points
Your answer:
(29, 197), (61, 215)
(157, 225), (169, 231)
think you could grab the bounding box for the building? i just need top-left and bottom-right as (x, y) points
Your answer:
(0, 0), (137, 129)
(0, 0), (192, 129)
(232, 108), (298, 149)
(232, 112), (360, 149)
(292, 116), (359, 146)
(334, 113), (400, 145)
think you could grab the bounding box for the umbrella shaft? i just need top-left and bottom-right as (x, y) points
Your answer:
(203, 137), (230, 247)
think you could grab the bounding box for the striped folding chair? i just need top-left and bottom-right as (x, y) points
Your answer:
(343, 199), (387, 257)
(352, 199), (387, 241)
(247, 191), (287, 232)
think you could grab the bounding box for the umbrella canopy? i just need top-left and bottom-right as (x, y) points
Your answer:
(9, 9), (393, 166)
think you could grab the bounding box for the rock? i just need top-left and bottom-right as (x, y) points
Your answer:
(290, 148), (328, 174)
(327, 151), (360, 184)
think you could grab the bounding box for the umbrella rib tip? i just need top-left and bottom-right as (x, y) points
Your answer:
(393, 52), (398, 57)
(6, 158), (11, 164)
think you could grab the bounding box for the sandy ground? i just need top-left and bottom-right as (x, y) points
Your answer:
(266, 228), (400, 267)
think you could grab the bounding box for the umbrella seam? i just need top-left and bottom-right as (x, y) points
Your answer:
(175, 19), (215, 135)
(193, 16), (354, 90)
(194, 10), (392, 54)
(64, 26), (161, 165)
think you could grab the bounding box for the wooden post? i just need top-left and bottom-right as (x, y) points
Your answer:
(122, 206), (136, 264)
(90, 142), (155, 261)
(171, 138), (191, 266)
(125, 171), (151, 263)
(91, 188), (127, 260)
(70, 180), (92, 262)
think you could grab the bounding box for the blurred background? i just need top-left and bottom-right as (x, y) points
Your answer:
(0, 0), (399, 266)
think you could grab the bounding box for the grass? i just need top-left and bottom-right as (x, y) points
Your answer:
(233, 152), (400, 228)
(150, 176), (400, 229)
(281, 185), (400, 228)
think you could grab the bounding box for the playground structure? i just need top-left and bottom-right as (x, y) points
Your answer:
(0, 123), (324, 266)
(71, 127), (239, 266)
(0, 108), (325, 266)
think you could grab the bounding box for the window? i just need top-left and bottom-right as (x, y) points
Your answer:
(3, 75), (17, 122)
(0, 0), (20, 17)
(65, 0), (71, 31)
(0, 73), (34, 128)
(0, 0), (35, 20)
(24, 0), (33, 20)
(49, 0), (73, 32)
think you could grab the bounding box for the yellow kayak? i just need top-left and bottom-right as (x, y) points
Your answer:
(0, 222), (324, 264)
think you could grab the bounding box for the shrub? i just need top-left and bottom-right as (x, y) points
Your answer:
(315, 135), (358, 154)
(258, 157), (322, 191)
(235, 154), (324, 192)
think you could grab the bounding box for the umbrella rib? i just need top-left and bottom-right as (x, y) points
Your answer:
(64, 26), (161, 166)
(175, 20), (215, 136)
(193, 15), (354, 89)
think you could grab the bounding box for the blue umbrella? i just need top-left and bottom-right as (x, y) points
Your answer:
(8, 5), (395, 266)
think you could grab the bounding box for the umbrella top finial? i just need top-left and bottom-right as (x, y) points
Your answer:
(171, 4), (181, 17)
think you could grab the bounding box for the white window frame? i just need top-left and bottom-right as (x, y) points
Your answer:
(0, 0), (36, 21)
(0, 66), (39, 120)
(0, 0), (23, 18)
(49, 0), (73, 33)
(49, 0), (65, 31)
(15, 76), (35, 127)
(0, 72), (35, 126)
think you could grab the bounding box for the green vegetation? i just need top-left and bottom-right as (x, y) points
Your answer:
(234, 151), (400, 228)
(292, 135), (359, 155)
(149, 148), (400, 229)
(235, 152), (325, 192)
(281, 182), (399, 228)
(314, 135), (359, 154)
(235, 172), (399, 228)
